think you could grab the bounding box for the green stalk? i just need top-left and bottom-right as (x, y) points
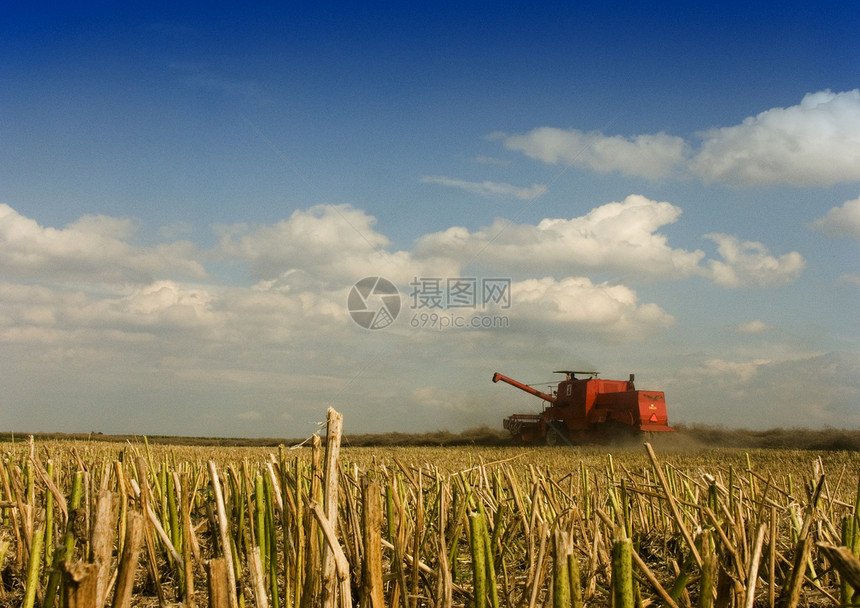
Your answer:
(293, 457), (304, 608)
(25, 459), (35, 506)
(854, 474), (860, 517)
(23, 528), (44, 608)
(229, 465), (246, 568)
(143, 437), (162, 506)
(447, 482), (465, 581)
(568, 551), (583, 608)
(478, 503), (500, 608)
(42, 469), (83, 608)
(166, 469), (184, 592)
(699, 529), (716, 608)
(160, 461), (169, 539)
(115, 461), (128, 558)
(621, 478), (631, 539)
(278, 450), (293, 608)
(491, 473), (505, 549)
(264, 470), (280, 608)
(581, 462), (590, 521)
(167, 470), (181, 550)
(234, 471), (248, 608)
(552, 530), (570, 608)
(43, 460), (54, 574)
(256, 474), (268, 568)
(707, 481), (719, 517)
(385, 484), (396, 542)
(669, 553), (694, 604)
(612, 538), (634, 608)
(469, 509), (488, 608)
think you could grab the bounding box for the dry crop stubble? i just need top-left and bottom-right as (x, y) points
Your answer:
(1, 420), (859, 607)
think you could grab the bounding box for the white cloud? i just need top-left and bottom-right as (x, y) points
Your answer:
(810, 195), (860, 239)
(0, 204), (205, 283)
(501, 90), (860, 186)
(705, 234), (805, 288)
(503, 127), (687, 179)
(510, 276), (675, 340)
(415, 195), (804, 288)
(415, 194), (706, 280)
(672, 352), (860, 429)
(0, 280), (227, 347)
(693, 358), (772, 383)
(736, 320), (770, 334)
(114, 281), (220, 329)
(217, 204), (459, 285)
(691, 90), (860, 186)
(420, 176), (547, 200)
(68, 215), (138, 240)
(837, 273), (860, 287)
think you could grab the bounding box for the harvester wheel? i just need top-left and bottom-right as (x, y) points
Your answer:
(545, 421), (565, 446)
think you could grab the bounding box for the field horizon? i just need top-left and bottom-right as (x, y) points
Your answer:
(3, 423), (859, 451)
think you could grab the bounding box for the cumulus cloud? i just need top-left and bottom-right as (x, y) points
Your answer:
(705, 234), (805, 287)
(502, 90), (860, 186)
(113, 281), (221, 330)
(420, 176), (547, 200)
(415, 195), (804, 287)
(510, 276), (675, 340)
(691, 90), (860, 186)
(0, 204), (205, 283)
(0, 274), (356, 359)
(810, 195), (860, 239)
(416, 195), (705, 280)
(0, 280), (225, 347)
(217, 204), (459, 285)
(502, 127), (687, 179)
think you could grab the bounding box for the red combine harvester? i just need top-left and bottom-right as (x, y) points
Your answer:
(493, 370), (674, 445)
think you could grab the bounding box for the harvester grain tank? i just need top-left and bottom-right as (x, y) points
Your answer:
(493, 370), (674, 444)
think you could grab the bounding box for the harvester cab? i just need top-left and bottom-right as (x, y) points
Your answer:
(494, 368), (674, 445)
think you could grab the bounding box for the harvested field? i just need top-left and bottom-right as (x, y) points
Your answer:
(1, 411), (859, 607)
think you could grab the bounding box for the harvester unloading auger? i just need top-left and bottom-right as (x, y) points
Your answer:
(493, 370), (674, 445)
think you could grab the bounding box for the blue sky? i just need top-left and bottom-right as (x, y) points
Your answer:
(2, 1), (859, 437)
